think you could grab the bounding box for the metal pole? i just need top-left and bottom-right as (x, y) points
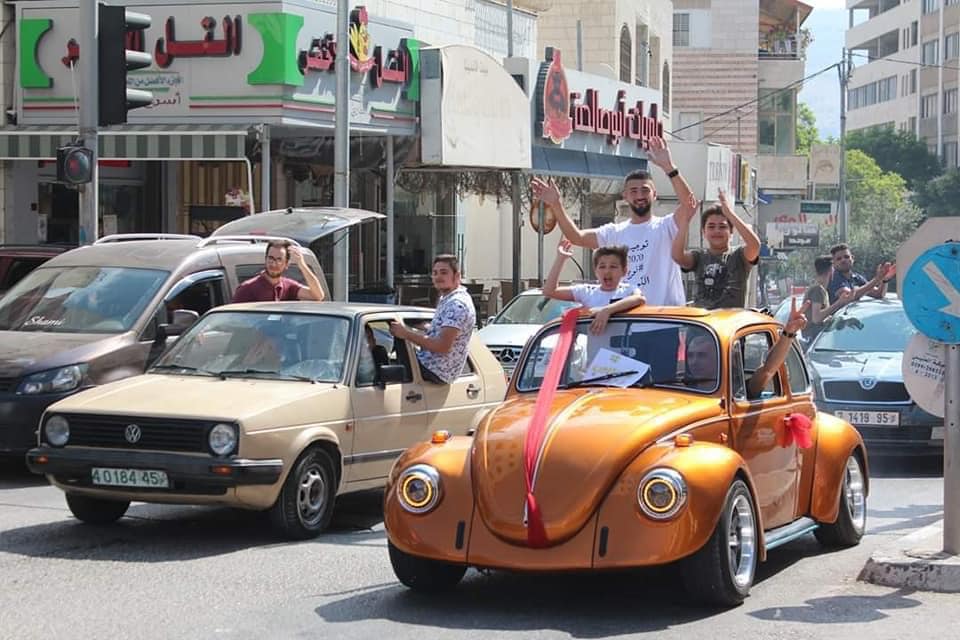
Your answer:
(78, 2), (98, 244)
(507, 1), (521, 298)
(507, 0), (514, 57)
(945, 343), (960, 554)
(537, 201), (545, 285)
(576, 21), (583, 71)
(260, 125), (270, 213)
(333, 0), (351, 301)
(386, 135), (395, 290)
(838, 49), (849, 243)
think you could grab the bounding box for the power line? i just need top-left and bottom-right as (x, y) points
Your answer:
(670, 60), (842, 137)
(849, 51), (960, 74)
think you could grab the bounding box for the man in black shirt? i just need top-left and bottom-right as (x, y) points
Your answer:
(827, 243), (895, 304)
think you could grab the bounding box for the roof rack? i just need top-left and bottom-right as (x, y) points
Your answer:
(94, 233), (201, 244)
(196, 235), (303, 248)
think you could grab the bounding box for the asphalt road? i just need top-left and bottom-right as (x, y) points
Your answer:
(1, 455), (957, 640)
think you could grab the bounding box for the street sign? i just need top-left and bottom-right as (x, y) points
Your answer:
(902, 242), (960, 344)
(896, 217), (960, 290)
(902, 334), (947, 418)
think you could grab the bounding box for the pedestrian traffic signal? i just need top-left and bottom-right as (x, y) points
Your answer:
(56, 144), (94, 185)
(98, 4), (153, 126)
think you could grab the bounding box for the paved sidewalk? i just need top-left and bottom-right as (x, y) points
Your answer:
(860, 521), (960, 592)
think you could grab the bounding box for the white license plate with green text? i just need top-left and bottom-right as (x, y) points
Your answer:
(834, 410), (900, 427)
(91, 467), (169, 488)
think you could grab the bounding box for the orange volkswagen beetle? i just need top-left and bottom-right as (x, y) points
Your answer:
(384, 307), (868, 606)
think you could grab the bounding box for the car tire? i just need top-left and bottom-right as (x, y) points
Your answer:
(65, 493), (130, 524)
(681, 479), (757, 606)
(269, 446), (337, 540)
(388, 541), (467, 592)
(815, 452), (867, 548)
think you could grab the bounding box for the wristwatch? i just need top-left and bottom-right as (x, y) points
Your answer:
(782, 330), (796, 338)
(666, 168), (680, 179)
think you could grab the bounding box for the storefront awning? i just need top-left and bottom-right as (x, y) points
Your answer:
(531, 146), (648, 181)
(0, 124), (252, 160)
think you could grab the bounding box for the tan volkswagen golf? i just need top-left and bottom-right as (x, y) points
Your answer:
(27, 302), (506, 538)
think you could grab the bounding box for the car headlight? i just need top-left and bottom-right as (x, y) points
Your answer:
(17, 365), (87, 395)
(44, 415), (70, 447)
(397, 464), (441, 514)
(637, 468), (687, 520)
(208, 423), (237, 456)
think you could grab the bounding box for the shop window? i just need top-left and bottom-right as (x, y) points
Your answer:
(620, 25), (632, 84)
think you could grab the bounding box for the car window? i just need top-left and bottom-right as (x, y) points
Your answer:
(731, 341), (747, 401)
(154, 311), (350, 382)
(741, 331), (781, 400)
(2, 258), (49, 290)
(784, 344), (810, 395)
(356, 320), (409, 386)
(0, 265), (169, 334)
(495, 294), (578, 325)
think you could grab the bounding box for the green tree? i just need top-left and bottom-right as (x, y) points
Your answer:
(796, 102), (819, 154)
(912, 169), (960, 217)
(846, 127), (941, 190)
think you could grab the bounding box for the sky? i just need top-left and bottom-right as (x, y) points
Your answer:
(797, 0), (847, 139)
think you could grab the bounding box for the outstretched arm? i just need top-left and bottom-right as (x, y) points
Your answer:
(588, 291), (646, 335)
(747, 299), (808, 398)
(717, 189), (760, 264)
(647, 136), (694, 212)
(543, 240), (577, 302)
(671, 192), (699, 270)
(530, 178), (600, 249)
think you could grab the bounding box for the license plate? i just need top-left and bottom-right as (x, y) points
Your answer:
(932, 426), (945, 441)
(834, 410), (900, 427)
(91, 467), (169, 488)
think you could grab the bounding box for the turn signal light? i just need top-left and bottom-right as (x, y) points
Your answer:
(674, 434), (694, 447)
(210, 465), (233, 476)
(431, 430), (451, 444)
(34, 455), (48, 465)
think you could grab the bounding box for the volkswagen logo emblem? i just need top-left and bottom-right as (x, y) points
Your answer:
(124, 424), (142, 444)
(859, 377), (878, 390)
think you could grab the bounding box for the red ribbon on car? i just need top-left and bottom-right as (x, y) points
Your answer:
(780, 413), (814, 449)
(523, 307), (581, 548)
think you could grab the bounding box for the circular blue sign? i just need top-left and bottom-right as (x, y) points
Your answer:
(902, 242), (960, 344)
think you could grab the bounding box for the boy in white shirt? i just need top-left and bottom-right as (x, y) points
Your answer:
(543, 239), (646, 335)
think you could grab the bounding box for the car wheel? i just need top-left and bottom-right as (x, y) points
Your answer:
(681, 479), (757, 606)
(815, 452), (867, 548)
(388, 541), (467, 592)
(65, 493), (129, 524)
(269, 446), (337, 540)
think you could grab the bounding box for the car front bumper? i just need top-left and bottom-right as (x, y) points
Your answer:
(25, 446), (283, 494)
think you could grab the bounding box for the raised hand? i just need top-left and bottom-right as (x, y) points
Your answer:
(785, 298), (810, 335)
(557, 239), (574, 258)
(875, 261), (896, 281)
(837, 287), (855, 304)
(717, 188), (731, 210)
(530, 177), (561, 207)
(678, 191), (700, 223)
(646, 136), (675, 172)
(288, 244), (306, 266)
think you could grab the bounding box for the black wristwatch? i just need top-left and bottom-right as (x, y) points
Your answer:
(666, 168), (680, 179)
(782, 330), (796, 338)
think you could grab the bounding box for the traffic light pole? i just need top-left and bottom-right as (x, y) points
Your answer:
(78, 1), (99, 244)
(332, 0), (350, 301)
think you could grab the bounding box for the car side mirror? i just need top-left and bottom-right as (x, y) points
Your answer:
(377, 364), (407, 385)
(158, 309), (200, 340)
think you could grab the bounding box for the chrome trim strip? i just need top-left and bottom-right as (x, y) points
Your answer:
(764, 516), (819, 550)
(343, 448), (406, 465)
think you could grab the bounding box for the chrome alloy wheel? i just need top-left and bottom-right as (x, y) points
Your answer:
(727, 494), (757, 589)
(844, 455), (867, 535)
(297, 464), (328, 527)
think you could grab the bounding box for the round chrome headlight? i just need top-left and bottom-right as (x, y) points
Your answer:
(397, 464), (441, 514)
(44, 415), (70, 447)
(208, 423), (237, 456)
(637, 468), (687, 520)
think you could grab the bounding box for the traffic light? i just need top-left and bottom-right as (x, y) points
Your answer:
(57, 144), (94, 185)
(98, 4), (153, 126)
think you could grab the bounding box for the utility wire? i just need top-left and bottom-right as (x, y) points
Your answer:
(670, 60), (842, 137)
(849, 51), (960, 73)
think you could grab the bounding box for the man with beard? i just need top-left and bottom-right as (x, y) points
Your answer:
(530, 136), (693, 306)
(232, 240), (326, 302)
(827, 243), (895, 304)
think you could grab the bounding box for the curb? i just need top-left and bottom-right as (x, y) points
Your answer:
(858, 521), (960, 593)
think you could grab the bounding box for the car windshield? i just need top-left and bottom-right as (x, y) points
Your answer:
(0, 266), (169, 333)
(152, 311), (350, 382)
(495, 294), (578, 325)
(514, 318), (720, 394)
(812, 303), (915, 353)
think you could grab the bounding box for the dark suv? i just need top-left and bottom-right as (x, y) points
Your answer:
(0, 245), (72, 294)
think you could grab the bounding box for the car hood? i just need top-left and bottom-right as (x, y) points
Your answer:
(47, 373), (343, 430)
(477, 323), (541, 347)
(471, 388), (723, 547)
(807, 350), (903, 383)
(0, 330), (127, 378)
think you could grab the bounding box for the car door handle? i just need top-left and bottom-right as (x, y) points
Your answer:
(405, 391), (422, 402)
(466, 384), (481, 398)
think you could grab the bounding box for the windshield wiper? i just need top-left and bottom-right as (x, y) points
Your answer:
(638, 375), (716, 388)
(812, 348), (845, 352)
(561, 370), (641, 389)
(150, 364), (217, 377)
(218, 368), (278, 379)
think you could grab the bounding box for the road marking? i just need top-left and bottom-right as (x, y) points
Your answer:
(922, 261), (960, 319)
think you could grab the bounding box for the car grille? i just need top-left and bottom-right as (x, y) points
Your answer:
(821, 381), (911, 404)
(488, 345), (523, 374)
(59, 414), (215, 453)
(0, 377), (19, 393)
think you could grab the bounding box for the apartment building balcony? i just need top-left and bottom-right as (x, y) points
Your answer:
(757, 0), (812, 87)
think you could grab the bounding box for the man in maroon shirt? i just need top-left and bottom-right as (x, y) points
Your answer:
(232, 240), (326, 303)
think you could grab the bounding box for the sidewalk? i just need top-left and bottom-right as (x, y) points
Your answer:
(859, 521), (960, 592)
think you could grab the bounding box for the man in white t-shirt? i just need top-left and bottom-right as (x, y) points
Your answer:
(531, 136), (695, 306)
(543, 240), (646, 335)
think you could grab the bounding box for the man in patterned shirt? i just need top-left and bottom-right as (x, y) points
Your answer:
(389, 255), (476, 383)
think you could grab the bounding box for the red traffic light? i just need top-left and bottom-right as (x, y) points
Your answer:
(56, 145), (93, 185)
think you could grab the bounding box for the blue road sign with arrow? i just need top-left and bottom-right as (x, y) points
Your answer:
(902, 242), (960, 344)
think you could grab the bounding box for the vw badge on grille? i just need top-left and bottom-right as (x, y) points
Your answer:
(859, 377), (877, 390)
(124, 424), (142, 444)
